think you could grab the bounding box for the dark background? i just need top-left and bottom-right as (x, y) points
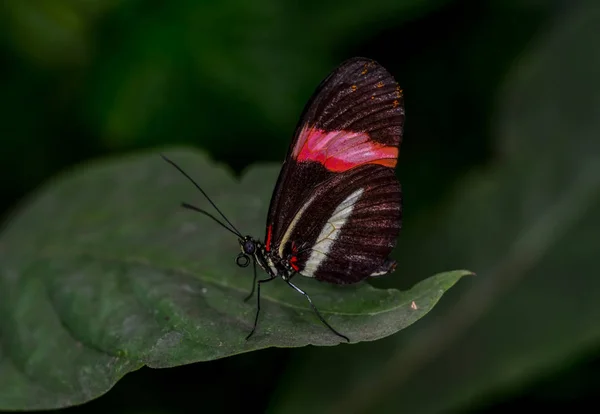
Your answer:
(1, 0), (599, 413)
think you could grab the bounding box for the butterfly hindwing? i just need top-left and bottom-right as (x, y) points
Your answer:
(275, 163), (401, 284)
(265, 57), (404, 283)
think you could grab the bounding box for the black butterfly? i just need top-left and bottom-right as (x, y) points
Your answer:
(162, 57), (404, 342)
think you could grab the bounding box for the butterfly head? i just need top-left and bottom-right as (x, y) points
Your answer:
(236, 236), (258, 268)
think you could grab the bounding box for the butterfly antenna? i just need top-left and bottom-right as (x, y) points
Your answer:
(180, 202), (241, 238)
(161, 154), (243, 238)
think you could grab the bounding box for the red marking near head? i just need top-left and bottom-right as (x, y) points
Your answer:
(290, 256), (299, 271)
(266, 225), (273, 251)
(292, 125), (398, 172)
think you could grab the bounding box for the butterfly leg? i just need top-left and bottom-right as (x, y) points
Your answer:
(243, 259), (258, 302)
(245, 275), (277, 340)
(285, 280), (350, 343)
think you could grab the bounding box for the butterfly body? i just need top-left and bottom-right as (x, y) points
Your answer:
(240, 236), (295, 280)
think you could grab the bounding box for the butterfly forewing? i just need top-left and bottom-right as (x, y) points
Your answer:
(265, 57), (404, 283)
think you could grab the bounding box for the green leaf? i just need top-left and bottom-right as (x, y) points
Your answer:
(0, 149), (468, 410)
(269, 3), (600, 414)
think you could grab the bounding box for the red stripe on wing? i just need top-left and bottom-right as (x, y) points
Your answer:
(290, 256), (299, 271)
(292, 124), (398, 172)
(266, 224), (273, 251)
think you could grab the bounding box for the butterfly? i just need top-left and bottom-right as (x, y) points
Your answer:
(162, 57), (404, 342)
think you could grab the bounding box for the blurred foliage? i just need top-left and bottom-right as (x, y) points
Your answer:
(1, 0), (598, 413)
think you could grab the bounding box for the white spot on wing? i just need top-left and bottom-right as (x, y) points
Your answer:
(302, 188), (364, 277)
(267, 257), (278, 275)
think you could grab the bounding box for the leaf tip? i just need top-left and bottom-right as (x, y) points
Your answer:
(453, 269), (477, 278)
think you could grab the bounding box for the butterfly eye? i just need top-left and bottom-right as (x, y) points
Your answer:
(243, 240), (256, 255)
(236, 253), (250, 267)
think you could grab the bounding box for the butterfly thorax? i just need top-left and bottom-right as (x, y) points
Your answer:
(239, 236), (295, 280)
